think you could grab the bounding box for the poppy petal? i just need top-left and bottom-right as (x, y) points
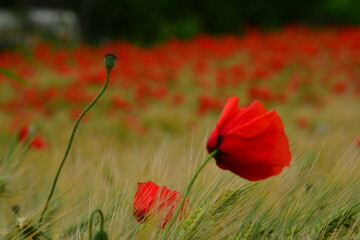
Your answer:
(207, 97), (291, 181)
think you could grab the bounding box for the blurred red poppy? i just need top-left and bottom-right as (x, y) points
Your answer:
(30, 136), (47, 149)
(18, 125), (29, 142)
(133, 181), (188, 228)
(296, 117), (309, 129)
(354, 136), (360, 148)
(18, 125), (47, 150)
(207, 97), (291, 181)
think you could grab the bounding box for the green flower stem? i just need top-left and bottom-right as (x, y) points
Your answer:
(162, 149), (218, 239)
(88, 209), (105, 240)
(39, 69), (111, 224)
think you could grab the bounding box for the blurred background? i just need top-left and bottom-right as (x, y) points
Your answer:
(1, 0), (359, 46)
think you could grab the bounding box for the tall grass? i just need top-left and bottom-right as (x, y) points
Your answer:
(0, 95), (359, 239)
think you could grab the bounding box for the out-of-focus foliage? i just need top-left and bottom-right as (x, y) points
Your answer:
(2, 0), (360, 44)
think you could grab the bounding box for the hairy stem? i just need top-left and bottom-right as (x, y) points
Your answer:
(162, 150), (218, 239)
(88, 209), (105, 240)
(39, 70), (111, 224)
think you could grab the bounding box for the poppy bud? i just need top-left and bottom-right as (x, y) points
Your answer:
(88, 209), (108, 240)
(93, 230), (109, 240)
(104, 53), (117, 72)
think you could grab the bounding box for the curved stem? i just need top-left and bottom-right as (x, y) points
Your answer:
(88, 209), (105, 240)
(162, 150), (218, 239)
(39, 70), (111, 224)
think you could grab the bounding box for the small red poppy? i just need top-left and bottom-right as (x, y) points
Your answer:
(133, 181), (188, 228)
(296, 117), (309, 129)
(18, 126), (29, 142)
(30, 136), (47, 149)
(207, 97), (291, 181)
(354, 136), (360, 148)
(17, 125), (47, 150)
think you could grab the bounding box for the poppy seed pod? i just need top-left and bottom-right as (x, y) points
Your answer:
(93, 230), (108, 240)
(207, 97), (291, 181)
(104, 53), (117, 72)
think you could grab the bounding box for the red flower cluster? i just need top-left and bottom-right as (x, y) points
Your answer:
(197, 94), (223, 115)
(18, 126), (47, 150)
(207, 97), (291, 181)
(133, 181), (188, 228)
(1, 26), (359, 133)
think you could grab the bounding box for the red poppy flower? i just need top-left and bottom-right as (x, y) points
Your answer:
(207, 97), (291, 181)
(133, 181), (188, 228)
(18, 126), (29, 142)
(296, 117), (309, 129)
(17, 125), (47, 150)
(30, 136), (47, 150)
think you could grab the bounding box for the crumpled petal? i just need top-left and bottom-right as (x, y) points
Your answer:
(132, 181), (189, 228)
